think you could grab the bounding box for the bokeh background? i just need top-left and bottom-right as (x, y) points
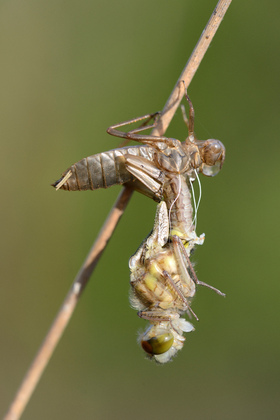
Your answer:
(1, 1), (279, 419)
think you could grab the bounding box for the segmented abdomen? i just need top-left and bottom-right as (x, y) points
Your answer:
(163, 175), (194, 240)
(53, 145), (155, 191)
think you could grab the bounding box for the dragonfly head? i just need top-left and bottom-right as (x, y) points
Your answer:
(197, 139), (226, 177)
(141, 329), (174, 356)
(139, 317), (194, 363)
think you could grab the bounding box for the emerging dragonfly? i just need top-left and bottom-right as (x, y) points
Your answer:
(129, 200), (224, 363)
(53, 87), (226, 361)
(129, 201), (196, 364)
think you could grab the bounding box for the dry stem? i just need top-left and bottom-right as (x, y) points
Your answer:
(4, 1), (232, 419)
(152, 0), (232, 136)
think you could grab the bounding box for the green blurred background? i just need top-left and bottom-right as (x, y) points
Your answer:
(1, 1), (279, 419)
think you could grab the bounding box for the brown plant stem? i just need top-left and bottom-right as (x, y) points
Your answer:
(4, 187), (134, 420)
(152, 0), (232, 137)
(4, 1), (232, 419)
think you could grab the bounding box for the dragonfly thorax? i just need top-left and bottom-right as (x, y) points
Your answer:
(155, 141), (192, 175)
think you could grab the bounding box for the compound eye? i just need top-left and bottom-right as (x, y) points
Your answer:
(200, 139), (225, 177)
(141, 333), (174, 355)
(201, 161), (221, 177)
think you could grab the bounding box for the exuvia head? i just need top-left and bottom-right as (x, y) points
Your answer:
(197, 139), (226, 177)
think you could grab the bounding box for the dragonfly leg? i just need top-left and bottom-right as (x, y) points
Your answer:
(107, 113), (176, 147)
(173, 235), (226, 297)
(161, 270), (199, 321)
(137, 310), (171, 323)
(107, 113), (157, 138)
(127, 112), (161, 134)
(172, 235), (196, 291)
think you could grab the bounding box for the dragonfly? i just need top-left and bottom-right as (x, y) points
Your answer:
(53, 88), (226, 361)
(53, 91), (225, 243)
(129, 200), (225, 363)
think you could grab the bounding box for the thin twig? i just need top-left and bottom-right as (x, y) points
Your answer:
(4, 188), (134, 420)
(152, 0), (232, 136)
(4, 1), (232, 419)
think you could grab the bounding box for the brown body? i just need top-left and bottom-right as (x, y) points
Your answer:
(52, 145), (161, 199)
(53, 131), (224, 241)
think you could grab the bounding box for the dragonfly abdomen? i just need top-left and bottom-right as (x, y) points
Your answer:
(52, 145), (155, 191)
